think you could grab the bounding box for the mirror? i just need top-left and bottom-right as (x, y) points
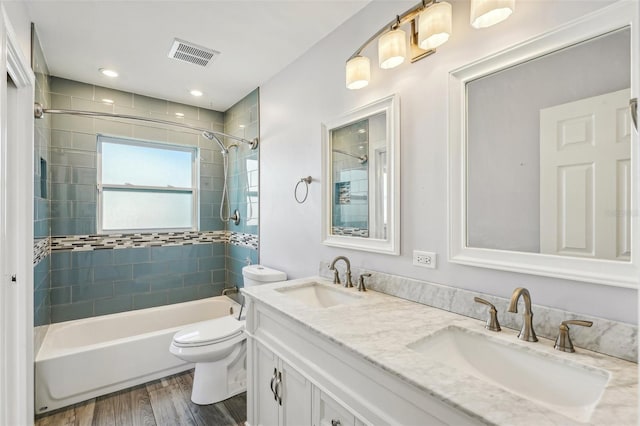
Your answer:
(449, 2), (638, 287)
(322, 95), (399, 255)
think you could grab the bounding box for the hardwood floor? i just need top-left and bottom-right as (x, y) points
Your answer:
(35, 370), (246, 426)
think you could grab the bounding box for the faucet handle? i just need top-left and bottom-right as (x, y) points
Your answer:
(554, 320), (593, 353)
(474, 297), (501, 332)
(344, 271), (353, 288)
(329, 267), (341, 285)
(357, 273), (371, 292)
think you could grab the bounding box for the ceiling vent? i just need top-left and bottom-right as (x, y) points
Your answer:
(168, 38), (219, 67)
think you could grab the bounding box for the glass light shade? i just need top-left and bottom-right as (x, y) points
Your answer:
(470, 0), (515, 29)
(378, 29), (407, 69)
(345, 56), (370, 90)
(418, 2), (452, 50)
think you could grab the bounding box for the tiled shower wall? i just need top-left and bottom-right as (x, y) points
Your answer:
(32, 26), (52, 328)
(34, 77), (260, 324)
(48, 76), (226, 235)
(224, 89), (259, 287)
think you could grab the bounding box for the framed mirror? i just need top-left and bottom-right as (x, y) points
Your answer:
(449, 2), (638, 288)
(322, 94), (400, 255)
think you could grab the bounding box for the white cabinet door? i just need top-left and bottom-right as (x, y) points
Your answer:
(255, 342), (279, 426)
(280, 360), (312, 426)
(252, 339), (312, 426)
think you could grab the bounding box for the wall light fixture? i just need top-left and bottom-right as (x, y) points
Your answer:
(346, 0), (515, 89)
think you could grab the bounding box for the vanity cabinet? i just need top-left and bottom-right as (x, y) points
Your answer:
(253, 340), (311, 426)
(245, 297), (482, 426)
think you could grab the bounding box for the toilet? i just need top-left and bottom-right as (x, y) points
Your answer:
(169, 265), (287, 405)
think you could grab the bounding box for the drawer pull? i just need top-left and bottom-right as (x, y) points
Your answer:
(270, 368), (277, 400)
(275, 371), (283, 406)
(331, 420), (342, 426)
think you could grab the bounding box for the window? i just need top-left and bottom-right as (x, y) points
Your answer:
(97, 135), (198, 233)
(246, 158), (258, 227)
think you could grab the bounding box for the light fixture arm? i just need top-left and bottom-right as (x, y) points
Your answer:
(347, 0), (436, 62)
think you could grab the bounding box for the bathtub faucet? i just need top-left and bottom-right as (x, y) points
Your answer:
(222, 286), (239, 296)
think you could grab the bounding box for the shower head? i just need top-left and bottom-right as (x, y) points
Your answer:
(358, 154), (368, 165)
(202, 131), (227, 154)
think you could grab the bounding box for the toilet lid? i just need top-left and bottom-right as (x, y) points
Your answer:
(173, 316), (245, 347)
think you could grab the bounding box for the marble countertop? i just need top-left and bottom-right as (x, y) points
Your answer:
(242, 277), (638, 426)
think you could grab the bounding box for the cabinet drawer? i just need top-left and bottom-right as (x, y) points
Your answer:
(314, 388), (357, 426)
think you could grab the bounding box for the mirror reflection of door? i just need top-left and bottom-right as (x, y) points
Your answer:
(465, 27), (631, 262)
(330, 111), (386, 239)
(540, 89), (631, 261)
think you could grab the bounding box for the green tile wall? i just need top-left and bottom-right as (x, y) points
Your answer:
(48, 76), (226, 236)
(33, 25), (52, 326)
(37, 79), (259, 324)
(49, 244), (226, 322)
(224, 89), (260, 286)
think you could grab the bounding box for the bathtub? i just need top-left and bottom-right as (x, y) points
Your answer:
(35, 296), (240, 414)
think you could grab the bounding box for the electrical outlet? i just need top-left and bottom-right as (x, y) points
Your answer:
(413, 250), (437, 269)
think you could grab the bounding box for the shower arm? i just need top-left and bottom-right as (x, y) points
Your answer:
(33, 102), (259, 149)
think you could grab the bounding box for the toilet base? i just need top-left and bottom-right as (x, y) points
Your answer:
(190, 343), (246, 405)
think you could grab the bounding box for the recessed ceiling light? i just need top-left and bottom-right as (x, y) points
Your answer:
(99, 68), (118, 78)
(102, 99), (114, 104)
(357, 129), (366, 134)
(190, 90), (203, 97)
(175, 112), (185, 117)
(239, 124), (246, 129)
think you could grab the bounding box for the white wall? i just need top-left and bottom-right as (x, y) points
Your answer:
(260, 0), (638, 324)
(2, 1), (31, 61)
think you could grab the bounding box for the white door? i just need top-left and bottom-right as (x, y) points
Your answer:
(0, 6), (35, 425)
(540, 89), (631, 261)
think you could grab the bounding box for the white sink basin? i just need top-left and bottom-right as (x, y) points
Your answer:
(276, 282), (361, 308)
(407, 326), (610, 423)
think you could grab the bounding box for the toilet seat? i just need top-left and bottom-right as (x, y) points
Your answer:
(173, 316), (245, 348)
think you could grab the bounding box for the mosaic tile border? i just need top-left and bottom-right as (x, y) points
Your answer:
(33, 238), (50, 265)
(49, 230), (228, 251)
(332, 226), (369, 237)
(229, 232), (259, 250)
(34, 231), (258, 260)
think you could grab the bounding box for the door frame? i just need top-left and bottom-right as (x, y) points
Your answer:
(0, 4), (35, 425)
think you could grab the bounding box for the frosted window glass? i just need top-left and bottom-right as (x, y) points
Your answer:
(102, 141), (193, 187)
(102, 191), (193, 231)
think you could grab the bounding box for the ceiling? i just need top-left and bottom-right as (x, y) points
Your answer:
(26, 1), (369, 112)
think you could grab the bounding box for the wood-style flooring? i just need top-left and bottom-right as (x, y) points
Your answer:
(35, 370), (246, 426)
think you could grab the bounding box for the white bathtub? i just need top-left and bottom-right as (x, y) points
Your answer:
(35, 296), (240, 414)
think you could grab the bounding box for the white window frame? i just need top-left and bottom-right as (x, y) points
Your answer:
(97, 135), (199, 234)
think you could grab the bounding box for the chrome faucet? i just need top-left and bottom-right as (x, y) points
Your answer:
(329, 256), (353, 288)
(507, 287), (538, 342)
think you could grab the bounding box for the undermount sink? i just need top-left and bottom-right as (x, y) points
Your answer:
(276, 282), (361, 308)
(407, 326), (610, 423)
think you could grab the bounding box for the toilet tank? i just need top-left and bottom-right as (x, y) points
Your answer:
(242, 265), (287, 288)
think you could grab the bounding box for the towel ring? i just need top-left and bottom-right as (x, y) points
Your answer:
(295, 176), (312, 204)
